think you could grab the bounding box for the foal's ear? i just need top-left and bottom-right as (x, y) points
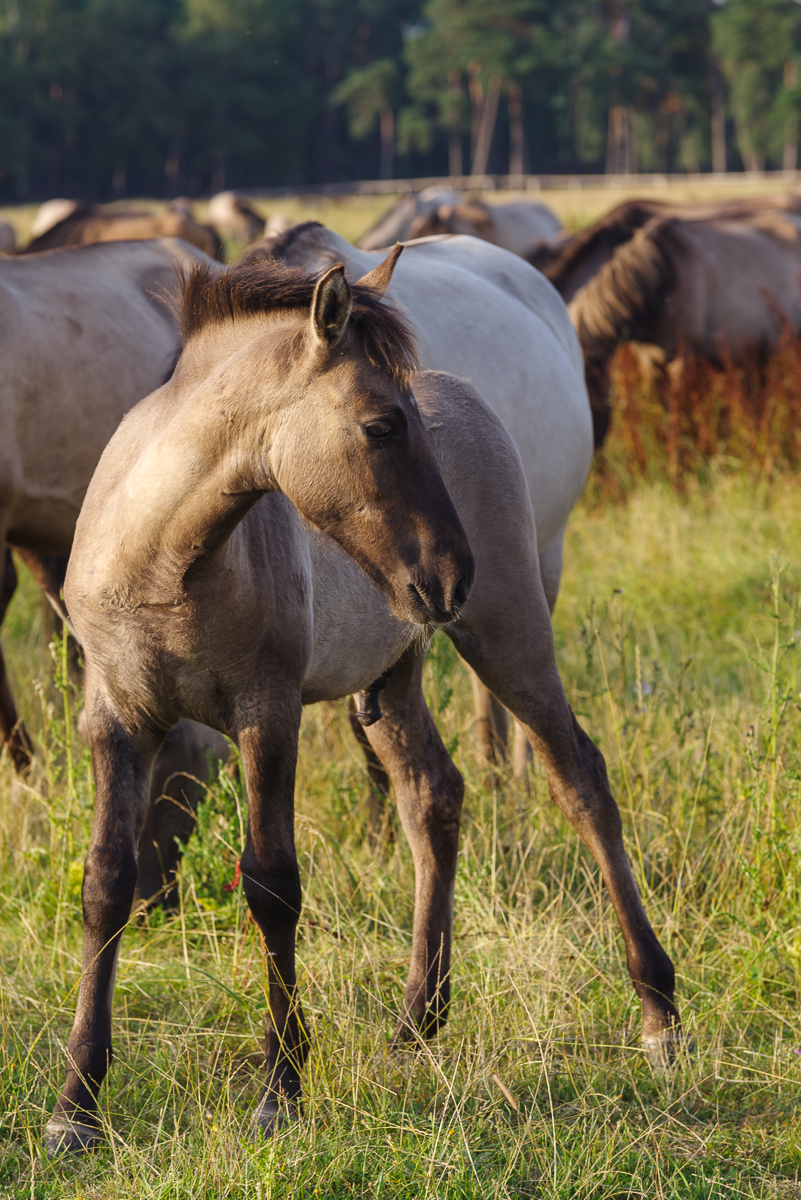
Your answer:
(355, 243), (404, 295)
(311, 263), (353, 348)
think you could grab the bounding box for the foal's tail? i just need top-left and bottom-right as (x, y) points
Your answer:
(568, 217), (679, 447)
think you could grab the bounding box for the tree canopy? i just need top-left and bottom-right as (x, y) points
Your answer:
(1, 0), (800, 200)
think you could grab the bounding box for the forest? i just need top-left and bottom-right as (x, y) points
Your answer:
(0, 2), (800, 208)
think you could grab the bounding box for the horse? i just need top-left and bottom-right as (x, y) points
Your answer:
(247, 220), (592, 774)
(207, 190), (266, 243)
(565, 209), (801, 445)
(46, 250), (681, 1155)
(408, 196), (562, 259)
(22, 204), (222, 260)
(530, 192), (801, 303)
(0, 237), (230, 903)
(357, 188), (461, 250)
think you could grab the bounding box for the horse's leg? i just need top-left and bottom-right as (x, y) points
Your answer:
(0, 547), (33, 773)
(511, 529), (567, 780)
(469, 667), (508, 764)
(450, 603), (680, 1061)
(134, 720), (228, 908)
(236, 696), (309, 1137)
(14, 550), (82, 683)
(361, 649), (463, 1041)
(346, 696), (392, 841)
(47, 697), (158, 1155)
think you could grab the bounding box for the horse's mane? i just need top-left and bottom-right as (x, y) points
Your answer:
(568, 217), (680, 448)
(530, 200), (666, 291)
(571, 216), (679, 356)
(178, 257), (418, 384)
(248, 220), (326, 262)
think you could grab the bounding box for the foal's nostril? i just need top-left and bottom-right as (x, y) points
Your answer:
(451, 577), (470, 612)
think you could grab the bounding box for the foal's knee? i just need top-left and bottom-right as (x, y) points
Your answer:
(241, 849), (302, 932)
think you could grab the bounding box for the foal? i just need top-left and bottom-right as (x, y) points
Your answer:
(48, 252), (681, 1154)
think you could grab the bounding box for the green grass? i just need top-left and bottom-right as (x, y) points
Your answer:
(4, 473), (801, 1197)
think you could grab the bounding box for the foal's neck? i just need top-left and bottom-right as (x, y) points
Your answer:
(113, 323), (289, 593)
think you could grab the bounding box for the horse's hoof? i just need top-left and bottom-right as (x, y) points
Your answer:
(251, 1100), (299, 1142)
(642, 1027), (693, 1070)
(44, 1118), (103, 1157)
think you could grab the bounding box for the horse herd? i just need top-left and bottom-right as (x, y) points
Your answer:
(7, 182), (787, 1154)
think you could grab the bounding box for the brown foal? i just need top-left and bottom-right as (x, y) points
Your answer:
(47, 250), (680, 1155)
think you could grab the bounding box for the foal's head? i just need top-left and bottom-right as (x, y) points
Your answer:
(178, 249), (474, 626)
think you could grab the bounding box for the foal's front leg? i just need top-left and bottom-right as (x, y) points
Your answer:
(360, 649), (464, 1041)
(47, 703), (158, 1155)
(236, 696), (309, 1137)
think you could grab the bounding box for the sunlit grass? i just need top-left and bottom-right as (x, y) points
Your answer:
(4, 465), (801, 1196)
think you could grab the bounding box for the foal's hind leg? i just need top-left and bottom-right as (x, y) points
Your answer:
(47, 695), (159, 1154)
(450, 583), (680, 1060)
(360, 648), (463, 1041)
(0, 548), (33, 772)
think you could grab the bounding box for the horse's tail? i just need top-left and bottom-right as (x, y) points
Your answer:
(569, 217), (679, 447)
(529, 199), (666, 295)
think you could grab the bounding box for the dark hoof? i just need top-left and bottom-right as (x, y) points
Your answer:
(44, 1118), (103, 1157)
(642, 1027), (693, 1070)
(251, 1100), (300, 1142)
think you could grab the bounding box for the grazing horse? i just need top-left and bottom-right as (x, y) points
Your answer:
(357, 188), (461, 249)
(207, 191), (266, 243)
(566, 210), (801, 445)
(408, 196), (562, 259)
(249, 221), (592, 772)
(47, 251), (681, 1155)
(529, 194), (801, 444)
(22, 204), (222, 260)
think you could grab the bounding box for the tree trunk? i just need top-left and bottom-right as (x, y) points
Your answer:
(379, 109), (394, 181)
(711, 60), (726, 173)
(784, 60), (798, 172)
(448, 70), (463, 178)
(468, 60), (484, 162)
(471, 75), (501, 177)
(508, 83), (524, 177)
(734, 110), (762, 173)
(606, 105), (637, 175)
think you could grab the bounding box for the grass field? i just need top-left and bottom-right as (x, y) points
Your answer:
(4, 429), (801, 1195)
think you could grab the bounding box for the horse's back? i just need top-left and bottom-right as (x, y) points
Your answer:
(670, 219), (801, 357)
(0, 240), (210, 552)
(389, 239), (592, 548)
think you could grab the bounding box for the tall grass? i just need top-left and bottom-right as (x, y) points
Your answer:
(5, 406), (801, 1194)
(590, 339), (801, 504)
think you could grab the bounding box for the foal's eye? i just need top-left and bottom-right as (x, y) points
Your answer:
(364, 422), (393, 440)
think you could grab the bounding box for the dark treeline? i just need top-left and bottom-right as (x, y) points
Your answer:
(1, 0), (800, 201)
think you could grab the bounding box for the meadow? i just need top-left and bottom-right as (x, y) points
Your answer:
(4, 192), (801, 1196)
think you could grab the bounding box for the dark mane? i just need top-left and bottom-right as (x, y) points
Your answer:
(254, 220), (325, 261)
(531, 200), (667, 293)
(178, 257), (418, 383)
(569, 216), (680, 448)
